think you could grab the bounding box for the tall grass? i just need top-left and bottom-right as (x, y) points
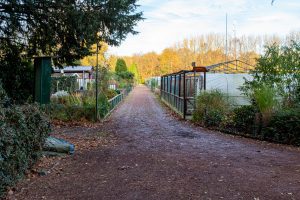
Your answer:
(253, 84), (278, 125)
(66, 93), (82, 106)
(49, 90), (114, 121)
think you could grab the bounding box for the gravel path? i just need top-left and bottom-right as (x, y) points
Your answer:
(9, 85), (300, 200)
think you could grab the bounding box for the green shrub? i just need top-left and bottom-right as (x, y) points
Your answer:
(150, 79), (158, 91)
(105, 89), (118, 100)
(0, 104), (50, 197)
(263, 107), (300, 146)
(98, 93), (110, 118)
(203, 109), (224, 127)
(82, 94), (96, 107)
(46, 104), (95, 122)
(231, 105), (257, 135)
(193, 90), (231, 127)
(49, 89), (115, 121)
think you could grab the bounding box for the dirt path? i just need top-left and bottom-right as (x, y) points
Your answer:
(9, 86), (300, 200)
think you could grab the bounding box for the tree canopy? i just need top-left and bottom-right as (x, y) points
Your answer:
(119, 31), (300, 83)
(0, 0), (143, 102)
(0, 0), (143, 64)
(241, 41), (300, 105)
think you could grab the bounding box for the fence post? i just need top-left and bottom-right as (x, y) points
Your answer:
(183, 72), (186, 120)
(194, 69), (196, 110)
(161, 77), (163, 98)
(174, 75), (176, 108)
(204, 71), (207, 91)
(179, 73), (182, 113)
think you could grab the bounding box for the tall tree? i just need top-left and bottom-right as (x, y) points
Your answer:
(115, 58), (128, 73)
(128, 63), (139, 82)
(0, 0), (143, 64)
(0, 0), (143, 102)
(241, 41), (300, 105)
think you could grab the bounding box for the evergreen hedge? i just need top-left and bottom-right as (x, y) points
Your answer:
(263, 107), (300, 146)
(0, 84), (50, 197)
(193, 91), (300, 146)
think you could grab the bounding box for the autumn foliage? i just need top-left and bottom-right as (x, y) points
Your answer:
(111, 32), (300, 82)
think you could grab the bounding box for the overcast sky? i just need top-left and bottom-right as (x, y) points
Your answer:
(108, 0), (300, 56)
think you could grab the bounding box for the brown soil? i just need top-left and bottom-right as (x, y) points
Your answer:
(7, 85), (300, 200)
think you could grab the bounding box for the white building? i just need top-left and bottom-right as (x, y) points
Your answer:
(53, 66), (94, 90)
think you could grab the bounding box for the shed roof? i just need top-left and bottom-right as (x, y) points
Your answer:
(53, 66), (93, 73)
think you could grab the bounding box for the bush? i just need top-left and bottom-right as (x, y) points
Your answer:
(203, 109), (224, 127)
(48, 91), (111, 121)
(193, 90), (231, 127)
(231, 105), (257, 135)
(263, 107), (300, 146)
(0, 104), (51, 197)
(98, 93), (110, 118)
(46, 104), (95, 122)
(106, 89), (118, 100)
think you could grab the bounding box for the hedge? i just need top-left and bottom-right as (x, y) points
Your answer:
(262, 107), (300, 146)
(0, 104), (50, 197)
(231, 105), (257, 135)
(193, 90), (300, 146)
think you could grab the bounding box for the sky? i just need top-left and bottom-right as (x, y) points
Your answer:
(109, 0), (300, 56)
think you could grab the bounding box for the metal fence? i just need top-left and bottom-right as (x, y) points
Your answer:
(160, 60), (254, 119)
(108, 93), (123, 112)
(102, 86), (132, 118)
(161, 67), (207, 119)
